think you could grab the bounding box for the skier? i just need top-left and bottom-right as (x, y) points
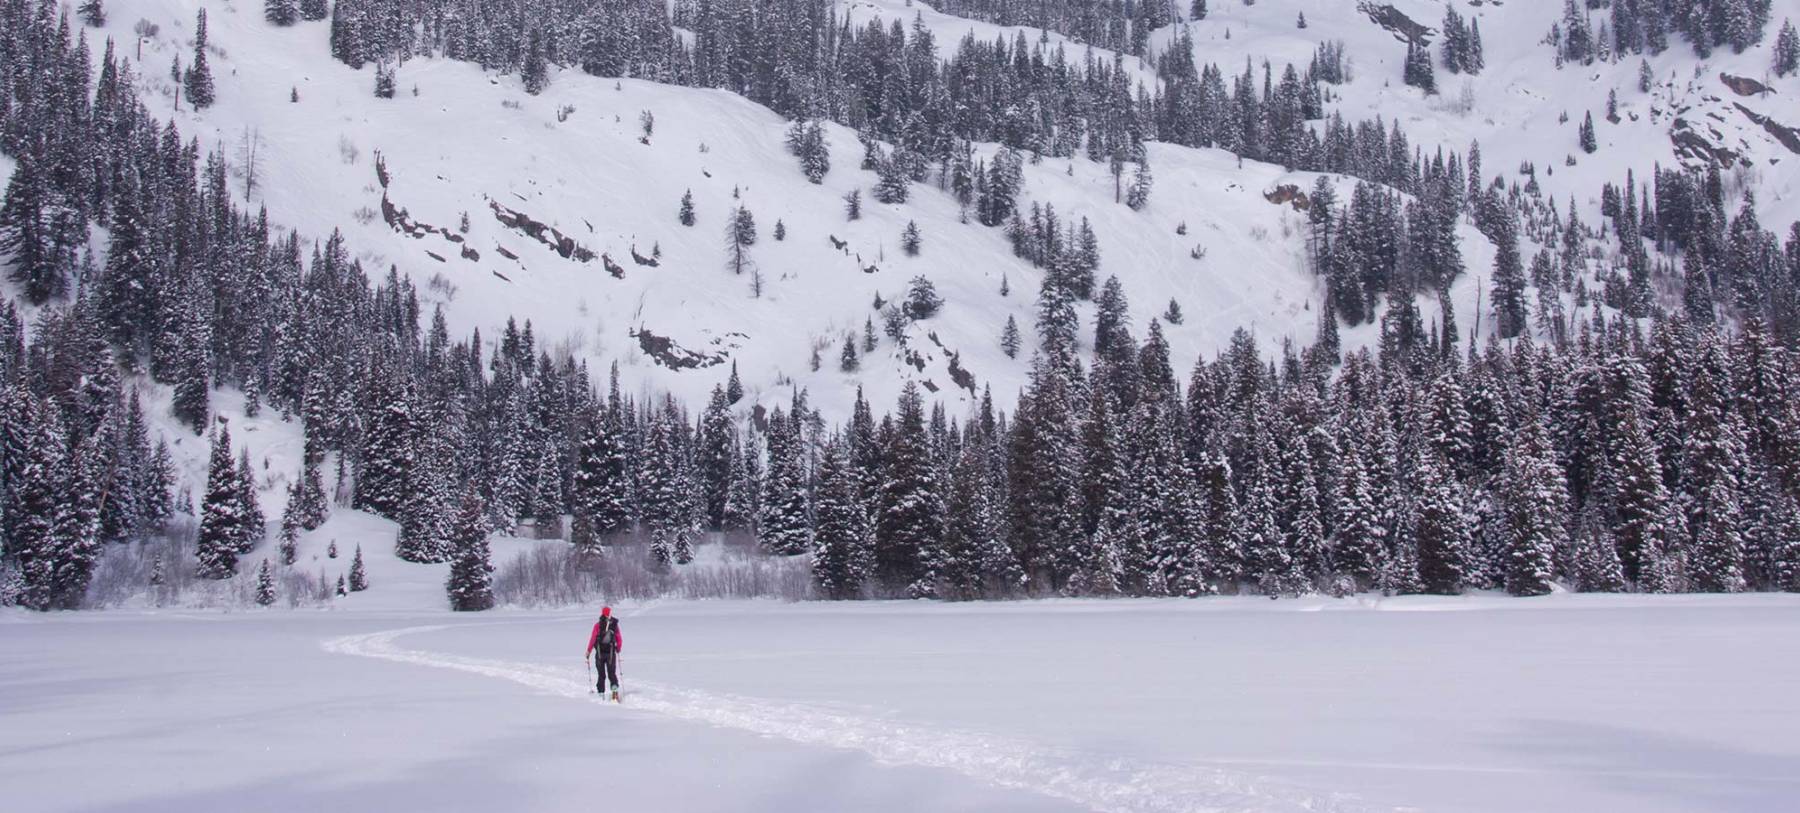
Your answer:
(585, 606), (623, 701)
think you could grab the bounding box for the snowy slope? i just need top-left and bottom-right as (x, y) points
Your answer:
(75, 0), (1379, 425)
(17, 0), (1800, 431)
(1150, 0), (1800, 229)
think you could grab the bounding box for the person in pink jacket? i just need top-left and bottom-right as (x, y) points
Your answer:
(584, 606), (623, 700)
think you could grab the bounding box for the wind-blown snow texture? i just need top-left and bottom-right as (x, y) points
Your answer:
(6, 596), (1800, 812)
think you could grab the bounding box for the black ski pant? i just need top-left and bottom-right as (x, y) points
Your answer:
(594, 649), (619, 691)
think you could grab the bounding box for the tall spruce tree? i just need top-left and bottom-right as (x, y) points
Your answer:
(1502, 411), (1565, 597)
(195, 426), (245, 580)
(447, 487), (495, 611)
(874, 383), (945, 597)
(810, 436), (870, 599)
(185, 10), (216, 109)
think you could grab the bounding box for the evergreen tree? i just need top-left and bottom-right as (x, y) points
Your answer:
(1579, 112), (1597, 154)
(0, 148), (77, 306)
(266, 0), (298, 27)
(79, 0), (105, 27)
(255, 559), (276, 606)
(447, 487), (495, 611)
(901, 221), (921, 256)
(874, 383), (945, 597)
(1502, 412), (1565, 597)
(1683, 340), (1749, 592)
(277, 509), (299, 566)
(905, 276), (943, 319)
(569, 407), (631, 552)
(1776, 20), (1800, 77)
(373, 63), (395, 98)
(522, 29), (548, 95)
(1332, 434), (1387, 589)
(1403, 42), (1437, 94)
(1125, 157), (1153, 210)
(354, 377), (414, 520)
(234, 448), (267, 553)
(757, 407), (812, 555)
(678, 189), (696, 226)
(1491, 209), (1529, 339)
(844, 189), (863, 220)
(1414, 446), (1469, 594)
(195, 426), (245, 580)
(170, 292), (212, 433)
(839, 334), (859, 372)
(349, 545), (368, 591)
(694, 387), (738, 529)
(186, 10), (216, 109)
(874, 151), (910, 204)
(811, 437), (870, 599)
(1000, 315), (1021, 358)
(300, 0), (328, 21)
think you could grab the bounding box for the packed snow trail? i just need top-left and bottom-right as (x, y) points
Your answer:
(324, 624), (1380, 813)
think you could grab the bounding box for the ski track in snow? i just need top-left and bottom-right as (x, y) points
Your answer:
(323, 624), (1382, 813)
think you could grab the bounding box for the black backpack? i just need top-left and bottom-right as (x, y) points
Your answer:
(595, 617), (617, 651)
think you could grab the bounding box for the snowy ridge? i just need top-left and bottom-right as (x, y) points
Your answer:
(324, 623), (1384, 813)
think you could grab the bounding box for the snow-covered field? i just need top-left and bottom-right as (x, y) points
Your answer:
(6, 595), (1799, 813)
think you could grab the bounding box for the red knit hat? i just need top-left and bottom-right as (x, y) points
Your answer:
(601, 606), (612, 617)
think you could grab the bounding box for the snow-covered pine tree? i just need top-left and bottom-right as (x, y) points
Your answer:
(522, 29), (548, 95)
(1571, 513), (1627, 593)
(904, 276), (943, 319)
(1414, 445), (1469, 594)
(234, 448), (266, 553)
(811, 436), (870, 599)
(185, 10), (216, 109)
(1502, 411), (1565, 597)
(757, 407), (812, 555)
(839, 334), (859, 372)
(569, 403), (632, 553)
(1000, 315), (1021, 358)
(1332, 431), (1387, 590)
(1579, 112), (1597, 154)
(266, 0), (298, 27)
(447, 487), (495, 611)
(901, 221), (921, 256)
(79, 0), (106, 27)
(277, 508), (299, 566)
(395, 459), (451, 563)
(169, 290), (212, 433)
(1776, 20), (1800, 77)
(195, 426), (245, 580)
(874, 383), (945, 597)
(844, 188), (862, 220)
(875, 150), (910, 204)
(1125, 156), (1153, 210)
(354, 373), (414, 520)
(1682, 338), (1749, 593)
(694, 386), (737, 530)
(255, 559), (276, 606)
(1491, 208), (1529, 339)
(300, 0), (328, 21)
(349, 545), (368, 591)
(1403, 42), (1436, 94)
(678, 189), (696, 225)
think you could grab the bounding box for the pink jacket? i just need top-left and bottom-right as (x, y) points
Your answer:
(586, 617), (622, 653)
